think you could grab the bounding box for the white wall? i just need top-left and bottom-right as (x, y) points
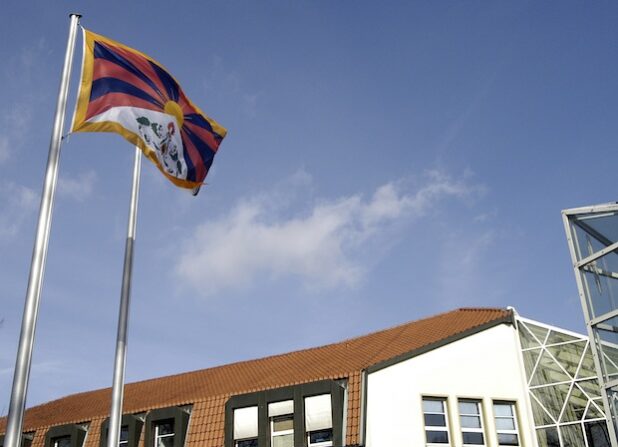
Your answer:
(365, 324), (536, 447)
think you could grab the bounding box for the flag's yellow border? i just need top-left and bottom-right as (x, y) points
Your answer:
(71, 28), (227, 190)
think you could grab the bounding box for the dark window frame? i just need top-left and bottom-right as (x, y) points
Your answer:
(0, 432), (35, 447)
(100, 414), (143, 447)
(44, 424), (87, 447)
(224, 379), (345, 447)
(144, 407), (190, 447)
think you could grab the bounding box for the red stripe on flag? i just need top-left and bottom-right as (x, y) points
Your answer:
(101, 42), (172, 103)
(93, 58), (164, 104)
(184, 121), (220, 152)
(86, 92), (162, 121)
(177, 90), (196, 116)
(181, 128), (206, 182)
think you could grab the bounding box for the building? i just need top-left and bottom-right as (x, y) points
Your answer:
(0, 307), (613, 447)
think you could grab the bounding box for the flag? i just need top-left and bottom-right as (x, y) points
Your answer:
(72, 29), (227, 191)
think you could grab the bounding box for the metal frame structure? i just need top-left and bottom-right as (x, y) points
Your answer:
(563, 202), (618, 446)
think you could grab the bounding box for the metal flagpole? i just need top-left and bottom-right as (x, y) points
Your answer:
(107, 146), (142, 447)
(4, 13), (81, 447)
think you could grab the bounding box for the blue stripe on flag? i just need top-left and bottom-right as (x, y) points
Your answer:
(184, 113), (214, 133)
(182, 143), (197, 182)
(90, 77), (164, 108)
(150, 62), (179, 102)
(94, 42), (165, 101)
(183, 126), (216, 172)
(185, 113), (224, 142)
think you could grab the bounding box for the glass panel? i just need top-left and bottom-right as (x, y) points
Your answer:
(460, 416), (481, 429)
(601, 343), (618, 368)
(531, 350), (571, 386)
(156, 421), (174, 436)
(426, 430), (449, 443)
(547, 341), (586, 379)
(582, 269), (618, 319)
(585, 420), (611, 447)
(462, 432), (484, 445)
(560, 423), (585, 447)
(532, 384), (570, 421)
(597, 316), (618, 342)
(120, 426), (129, 443)
(519, 324), (540, 349)
(526, 323), (549, 345)
(459, 401), (480, 415)
(495, 418), (515, 430)
(536, 427), (560, 447)
(530, 395), (555, 425)
(523, 349), (541, 381)
(157, 437), (174, 447)
(577, 379), (603, 399)
(309, 429), (333, 443)
(273, 417), (294, 432)
(546, 330), (581, 345)
(424, 414), (446, 427)
(497, 433), (519, 446)
(423, 399), (444, 413)
(586, 400), (606, 420)
(272, 434), (294, 447)
(54, 437), (71, 447)
(561, 383), (589, 422)
(578, 345), (598, 379)
(575, 212), (618, 248)
(493, 403), (514, 417)
(602, 350), (618, 380)
(237, 440), (258, 447)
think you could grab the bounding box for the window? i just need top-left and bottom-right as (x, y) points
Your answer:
(225, 380), (345, 447)
(144, 407), (190, 447)
(235, 440), (258, 447)
(422, 397), (450, 445)
(0, 433), (34, 447)
(493, 402), (519, 446)
(153, 420), (174, 447)
(100, 415), (143, 447)
(118, 426), (129, 447)
(269, 400), (294, 447)
(233, 406), (258, 447)
(458, 400), (485, 446)
(52, 437), (71, 447)
(305, 394), (333, 447)
(44, 424), (87, 447)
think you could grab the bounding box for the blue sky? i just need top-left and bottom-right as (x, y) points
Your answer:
(2, 1), (618, 412)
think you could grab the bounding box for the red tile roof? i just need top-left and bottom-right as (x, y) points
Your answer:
(1, 307), (512, 447)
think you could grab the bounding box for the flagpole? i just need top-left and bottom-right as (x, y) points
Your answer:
(4, 13), (81, 447)
(107, 146), (142, 447)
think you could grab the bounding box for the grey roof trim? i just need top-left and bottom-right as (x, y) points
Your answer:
(365, 311), (514, 374)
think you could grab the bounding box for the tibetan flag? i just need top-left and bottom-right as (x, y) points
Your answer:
(72, 29), (227, 191)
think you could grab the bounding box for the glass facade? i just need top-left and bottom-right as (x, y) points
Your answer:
(517, 318), (611, 447)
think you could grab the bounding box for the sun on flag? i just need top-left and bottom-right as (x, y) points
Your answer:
(72, 29), (227, 191)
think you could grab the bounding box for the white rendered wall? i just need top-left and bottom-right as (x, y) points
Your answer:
(365, 324), (536, 447)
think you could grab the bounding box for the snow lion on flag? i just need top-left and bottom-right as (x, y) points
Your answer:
(72, 29), (227, 191)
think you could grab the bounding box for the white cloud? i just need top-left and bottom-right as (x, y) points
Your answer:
(58, 171), (97, 201)
(175, 170), (480, 296)
(0, 38), (51, 163)
(0, 182), (38, 240)
(0, 171), (93, 241)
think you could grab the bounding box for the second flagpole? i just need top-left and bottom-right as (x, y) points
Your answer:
(107, 146), (142, 447)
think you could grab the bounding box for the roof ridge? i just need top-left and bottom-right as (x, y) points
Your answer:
(457, 307), (506, 312)
(11, 307), (509, 416)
